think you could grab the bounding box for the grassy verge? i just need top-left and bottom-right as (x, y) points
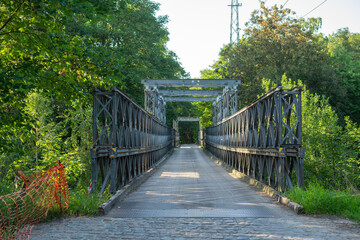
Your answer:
(286, 183), (360, 223)
(46, 188), (110, 220)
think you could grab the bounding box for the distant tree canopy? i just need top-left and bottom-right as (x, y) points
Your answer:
(0, 0), (186, 108)
(201, 3), (360, 191)
(202, 4), (360, 122)
(327, 28), (360, 120)
(0, 0), (186, 191)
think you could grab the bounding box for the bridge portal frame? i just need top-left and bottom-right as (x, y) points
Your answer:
(173, 117), (203, 147)
(142, 79), (240, 124)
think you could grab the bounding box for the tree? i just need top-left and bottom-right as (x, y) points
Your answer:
(327, 28), (360, 122)
(203, 4), (344, 110)
(0, 0), (185, 189)
(263, 75), (360, 190)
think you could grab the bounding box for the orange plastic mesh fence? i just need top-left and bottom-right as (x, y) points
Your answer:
(0, 162), (69, 239)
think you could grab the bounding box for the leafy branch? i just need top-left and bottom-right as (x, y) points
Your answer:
(0, 0), (26, 32)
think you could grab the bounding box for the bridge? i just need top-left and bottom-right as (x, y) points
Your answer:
(30, 79), (360, 239)
(90, 79), (304, 195)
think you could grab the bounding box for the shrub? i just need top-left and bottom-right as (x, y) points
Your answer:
(287, 183), (360, 222)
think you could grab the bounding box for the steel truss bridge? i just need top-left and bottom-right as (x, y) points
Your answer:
(90, 80), (304, 195)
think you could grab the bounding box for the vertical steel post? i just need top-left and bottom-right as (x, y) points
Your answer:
(278, 148), (286, 192)
(298, 148), (305, 189)
(90, 148), (98, 193)
(110, 148), (118, 194)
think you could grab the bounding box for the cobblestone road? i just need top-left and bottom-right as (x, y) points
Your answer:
(31, 216), (359, 240)
(30, 145), (359, 239)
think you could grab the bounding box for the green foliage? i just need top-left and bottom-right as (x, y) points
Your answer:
(165, 98), (212, 143)
(65, 189), (109, 217)
(201, 2), (360, 192)
(327, 28), (360, 121)
(263, 75), (360, 190)
(192, 101), (213, 128)
(179, 122), (199, 144)
(23, 90), (62, 168)
(0, 0), (185, 216)
(204, 4), (357, 117)
(44, 188), (109, 220)
(218, 4), (335, 106)
(287, 184), (360, 222)
(0, 178), (13, 196)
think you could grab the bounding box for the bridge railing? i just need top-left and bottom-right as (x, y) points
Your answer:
(90, 87), (173, 195)
(205, 86), (305, 192)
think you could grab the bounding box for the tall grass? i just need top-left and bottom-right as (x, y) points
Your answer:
(68, 189), (109, 216)
(286, 183), (360, 222)
(46, 188), (109, 220)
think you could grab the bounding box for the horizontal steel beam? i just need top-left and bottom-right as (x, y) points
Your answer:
(206, 141), (304, 157)
(178, 117), (200, 122)
(164, 96), (217, 102)
(142, 79), (240, 88)
(93, 143), (172, 158)
(158, 89), (223, 96)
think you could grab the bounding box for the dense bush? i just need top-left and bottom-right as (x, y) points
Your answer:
(0, 0), (185, 216)
(263, 75), (360, 191)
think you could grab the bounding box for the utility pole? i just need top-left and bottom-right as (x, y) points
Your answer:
(227, 1), (242, 114)
(229, 0), (242, 44)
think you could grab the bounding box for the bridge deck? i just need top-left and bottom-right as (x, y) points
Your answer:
(30, 145), (359, 239)
(108, 144), (293, 218)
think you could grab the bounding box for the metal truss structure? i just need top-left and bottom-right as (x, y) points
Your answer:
(159, 90), (223, 96)
(205, 87), (305, 192)
(229, 0), (242, 44)
(91, 83), (305, 195)
(90, 87), (174, 195)
(142, 79), (240, 88)
(212, 85), (238, 124)
(144, 85), (166, 123)
(173, 117), (203, 146)
(142, 79), (240, 125)
(172, 120), (180, 147)
(164, 96), (217, 102)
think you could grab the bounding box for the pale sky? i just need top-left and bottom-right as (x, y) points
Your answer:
(154, 0), (360, 78)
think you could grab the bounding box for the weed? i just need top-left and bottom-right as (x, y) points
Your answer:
(45, 188), (110, 220)
(286, 183), (360, 223)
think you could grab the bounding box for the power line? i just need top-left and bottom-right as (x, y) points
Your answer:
(303, 0), (328, 17)
(283, 0), (289, 7)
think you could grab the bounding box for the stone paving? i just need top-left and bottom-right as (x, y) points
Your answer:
(31, 216), (359, 240)
(30, 145), (359, 239)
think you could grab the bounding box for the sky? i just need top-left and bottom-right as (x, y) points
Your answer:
(154, 0), (360, 78)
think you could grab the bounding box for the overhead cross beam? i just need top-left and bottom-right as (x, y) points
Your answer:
(142, 79), (240, 88)
(177, 117), (201, 122)
(164, 96), (217, 102)
(142, 79), (241, 124)
(159, 90), (222, 96)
